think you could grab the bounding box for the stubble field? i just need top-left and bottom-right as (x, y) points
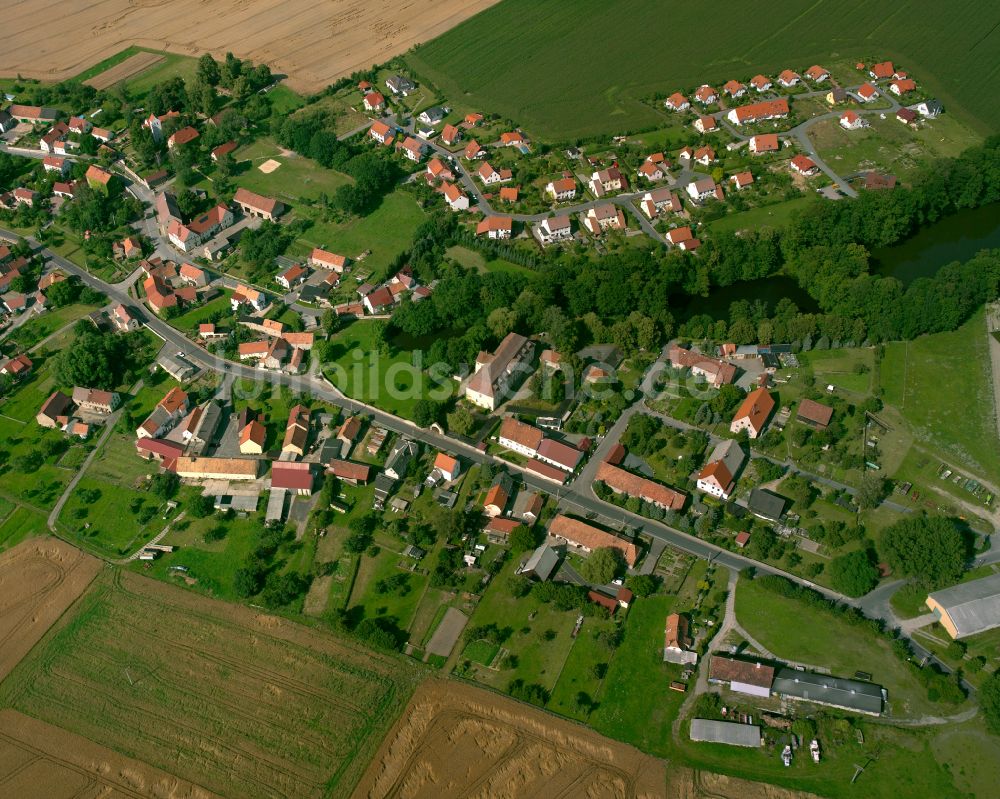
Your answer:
(0, 565), (419, 799)
(0, 0), (502, 94)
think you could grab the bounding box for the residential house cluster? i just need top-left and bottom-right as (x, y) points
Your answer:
(36, 385), (121, 439)
(140, 257), (212, 315)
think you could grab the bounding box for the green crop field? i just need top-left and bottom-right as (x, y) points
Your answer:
(407, 0), (1000, 140)
(0, 570), (418, 799)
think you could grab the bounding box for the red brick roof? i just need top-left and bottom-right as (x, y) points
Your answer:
(550, 514), (638, 566)
(595, 462), (686, 511)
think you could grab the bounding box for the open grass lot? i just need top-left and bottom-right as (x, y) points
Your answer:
(347, 544), (430, 632)
(808, 114), (982, 181)
(288, 190), (427, 282)
(122, 52), (199, 96)
(707, 196), (815, 235)
(445, 245), (538, 278)
(323, 319), (453, 420)
(801, 347), (875, 396)
(881, 310), (1000, 478)
(234, 137), (350, 204)
(735, 577), (962, 718)
(0, 569), (420, 799)
(407, 0), (1000, 141)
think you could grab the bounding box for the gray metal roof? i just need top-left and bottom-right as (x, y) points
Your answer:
(928, 573), (1000, 637)
(689, 719), (760, 747)
(772, 668), (883, 715)
(521, 545), (560, 582)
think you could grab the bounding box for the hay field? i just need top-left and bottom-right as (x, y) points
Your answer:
(0, 538), (101, 682)
(352, 678), (667, 799)
(407, 0), (1000, 139)
(0, 710), (220, 799)
(0, 0), (503, 94)
(0, 568), (419, 799)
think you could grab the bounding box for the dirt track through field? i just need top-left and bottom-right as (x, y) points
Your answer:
(84, 51), (165, 89)
(0, 0), (503, 94)
(0, 537), (101, 682)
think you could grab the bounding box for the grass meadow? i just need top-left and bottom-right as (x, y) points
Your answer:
(407, 0), (1000, 140)
(881, 310), (999, 478)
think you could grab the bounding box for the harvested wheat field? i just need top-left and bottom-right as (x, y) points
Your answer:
(0, 0), (502, 94)
(0, 709), (221, 799)
(0, 569), (420, 799)
(84, 50), (165, 89)
(0, 537), (101, 682)
(352, 678), (668, 799)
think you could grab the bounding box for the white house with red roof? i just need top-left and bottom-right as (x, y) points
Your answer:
(694, 85), (718, 105)
(369, 120), (392, 144)
(546, 177), (577, 201)
(729, 171), (754, 191)
(839, 111), (869, 130)
(397, 136), (426, 162)
(476, 216), (513, 239)
(665, 92), (690, 111)
(440, 181), (469, 211)
(856, 83), (879, 102)
(750, 74), (772, 92)
(363, 91), (385, 112)
(790, 154), (819, 176)
(723, 80), (746, 98)
(478, 161), (511, 185)
(777, 70), (800, 87)
(805, 65), (830, 82)
(309, 248), (348, 272)
(694, 115), (717, 134)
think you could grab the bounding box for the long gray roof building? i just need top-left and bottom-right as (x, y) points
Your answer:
(689, 719), (761, 747)
(927, 573), (1000, 639)
(772, 668), (884, 715)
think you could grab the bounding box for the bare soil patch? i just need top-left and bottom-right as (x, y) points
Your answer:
(0, 0), (503, 95)
(0, 537), (101, 682)
(259, 158), (282, 174)
(0, 709), (220, 799)
(84, 51), (164, 89)
(352, 678), (667, 799)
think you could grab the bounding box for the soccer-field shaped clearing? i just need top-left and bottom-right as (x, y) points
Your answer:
(0, 569), (419, 799)
(407, 0), (1000, 140)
